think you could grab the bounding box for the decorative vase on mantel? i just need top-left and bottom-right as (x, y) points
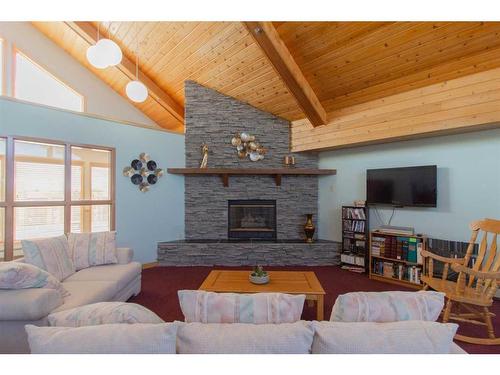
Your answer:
(304, 214), (315, 243)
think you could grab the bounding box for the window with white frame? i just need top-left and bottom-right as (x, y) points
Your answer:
(13, 49), (84, 112)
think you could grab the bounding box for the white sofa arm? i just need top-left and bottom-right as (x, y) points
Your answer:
(0, 289), (63, 321)
(116, 247), (134, 264)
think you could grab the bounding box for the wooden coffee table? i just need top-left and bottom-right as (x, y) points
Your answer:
(199, 270), (326, 320)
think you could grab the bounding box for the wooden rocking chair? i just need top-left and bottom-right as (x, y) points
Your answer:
(421, 218), (500, 345)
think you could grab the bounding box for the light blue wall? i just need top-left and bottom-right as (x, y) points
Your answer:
(318, 128), (500, 242)
(0, 98), (185, 263)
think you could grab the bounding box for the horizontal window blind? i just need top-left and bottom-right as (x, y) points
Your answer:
(1, 137), (114, 261)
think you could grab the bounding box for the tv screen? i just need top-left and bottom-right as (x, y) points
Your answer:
(366, 165), (437, 207)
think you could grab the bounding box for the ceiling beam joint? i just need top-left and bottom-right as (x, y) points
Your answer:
(243, 21), (327, 127)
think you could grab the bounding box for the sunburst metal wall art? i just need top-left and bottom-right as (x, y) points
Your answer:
(123, 153), (164, 192)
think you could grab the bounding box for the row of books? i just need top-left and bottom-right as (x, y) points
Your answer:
(341, 253), (365, 267)
(372, 260), (422, 284)
(343, 232), (366, 240)
(371, 235), (423, 264)
(343, 220), (365, 233)
(342, 238), (366, 253)
(342, 207), (366, 220)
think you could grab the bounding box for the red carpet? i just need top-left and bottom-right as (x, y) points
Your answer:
(129, 265), (500, 354)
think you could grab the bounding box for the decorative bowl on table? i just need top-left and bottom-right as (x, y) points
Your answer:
(249, 265), (269, 285)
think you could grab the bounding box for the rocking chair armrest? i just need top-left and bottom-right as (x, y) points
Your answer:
(420, 250), (467, 264)
(451, 264), (500, 280)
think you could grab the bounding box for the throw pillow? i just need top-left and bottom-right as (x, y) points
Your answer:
(25, 323), (178, 354)
(48, 302), (164, 327)
(67, 231), (118, 271)
(178, 290), (305, 324)
(176, 321), (314, 354)
(22, 235), (75, 282)
(330, 290), (445, 322)
(311, 320), (458, 354)
(0, 262), (69, 297)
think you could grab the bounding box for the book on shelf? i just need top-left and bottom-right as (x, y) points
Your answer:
(342, 207), (366, 220)
(407, 237), (418, 263)
(416, 242), (423, 264)
(341, 253), (365, 267)
(383, 262), (394, 278)
(343, 219), (365, 232)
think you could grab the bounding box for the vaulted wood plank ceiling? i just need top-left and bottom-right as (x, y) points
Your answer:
(32, 21), (500, 134)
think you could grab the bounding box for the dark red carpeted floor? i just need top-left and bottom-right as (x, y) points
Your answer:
(129, 265), (500, 354)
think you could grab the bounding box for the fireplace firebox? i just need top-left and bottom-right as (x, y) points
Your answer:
(228, 200), (277, 240)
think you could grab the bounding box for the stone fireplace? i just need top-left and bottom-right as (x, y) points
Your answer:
(157, 81), (340, 266)
(228, 200), (276, 240)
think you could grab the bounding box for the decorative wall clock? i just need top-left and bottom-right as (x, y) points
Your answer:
(123, 153), (164, 192)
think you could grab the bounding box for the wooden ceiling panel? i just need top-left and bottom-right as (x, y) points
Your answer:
(30, 21), (500, 136)
(314, 23), (499, 99)
(277, 21), (500, 113)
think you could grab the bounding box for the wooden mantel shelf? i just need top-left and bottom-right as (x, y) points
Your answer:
(167, 168), (337, 187)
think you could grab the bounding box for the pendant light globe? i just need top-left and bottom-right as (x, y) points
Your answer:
(96, 38), (122, 66)
(86, 44), (109, 69)
(126, 80), (148, 103)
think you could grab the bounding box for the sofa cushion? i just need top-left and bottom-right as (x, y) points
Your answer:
(0, 288), (62, 320)
(25, 323), (178, 354)
(176, 321), (314, 354)
(22, 235), (75, 281)
(48, 302), (163, 327)
(53, 280), (119, 312)
(178, 290), (305, 324)
(311, 321), (458, 354)
(0, 262), (69, 297)
(64, 262), (141, 291)
(67, 231), (117, 271)
(330, 291), (445, 322)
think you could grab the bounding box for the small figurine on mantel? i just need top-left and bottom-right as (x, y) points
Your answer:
(200, 143), (209, 168)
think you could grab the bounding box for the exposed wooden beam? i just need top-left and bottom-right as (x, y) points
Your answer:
(243, 21), (327, 127)
(65, 21), (185, 127)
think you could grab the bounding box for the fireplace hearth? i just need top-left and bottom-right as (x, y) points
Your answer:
(228, 199), (276, 240)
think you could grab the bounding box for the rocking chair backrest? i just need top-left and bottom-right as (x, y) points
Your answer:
(457, 218), (500, 299)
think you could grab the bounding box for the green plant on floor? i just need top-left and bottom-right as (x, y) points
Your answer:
(251, 265), (267, 277)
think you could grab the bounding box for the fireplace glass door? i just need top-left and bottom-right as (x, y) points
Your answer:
(228, 200), (276, 240)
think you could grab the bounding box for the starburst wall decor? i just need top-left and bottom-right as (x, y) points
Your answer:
(123, 153), (164, 192)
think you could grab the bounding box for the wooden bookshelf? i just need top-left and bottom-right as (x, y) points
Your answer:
(368, 230), (426, 289)
(340, 205), (369, 273)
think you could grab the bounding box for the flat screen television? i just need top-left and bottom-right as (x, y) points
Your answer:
(366, 165), (437, 207)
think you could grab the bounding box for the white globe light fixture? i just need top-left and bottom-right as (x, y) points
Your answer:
(96, 38), (122, 66)
(86, 44), (109, 69)
(126, 23), (148, 103)
(86, 22), (122, 69)
(126, 80), (148, 103)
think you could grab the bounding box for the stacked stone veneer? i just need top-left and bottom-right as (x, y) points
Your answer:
(157, 81), (340, 266)
(158, 241), (340, 266)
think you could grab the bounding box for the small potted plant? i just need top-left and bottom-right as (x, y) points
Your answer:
(249, 265), (269, 285)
